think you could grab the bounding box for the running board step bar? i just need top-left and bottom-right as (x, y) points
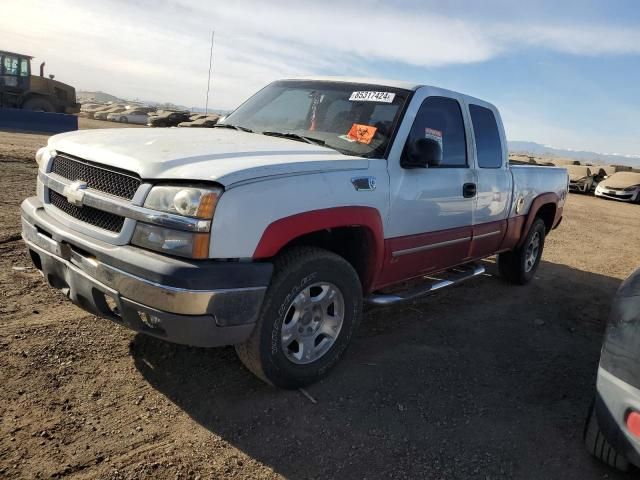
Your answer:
(365, 263), (485, 306)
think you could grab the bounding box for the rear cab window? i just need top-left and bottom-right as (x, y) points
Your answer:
(469, 104), (503, 169)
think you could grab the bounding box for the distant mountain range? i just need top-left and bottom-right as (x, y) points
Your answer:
(509, 141), (640, 168)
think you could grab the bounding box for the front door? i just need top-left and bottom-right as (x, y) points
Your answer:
(380, 90), (476, 288)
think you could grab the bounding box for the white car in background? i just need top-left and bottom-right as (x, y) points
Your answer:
(595, 172), (640, 204)
(106, 108), (153, 125)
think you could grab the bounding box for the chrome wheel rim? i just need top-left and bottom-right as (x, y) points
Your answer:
(525, 231), (540, 273)
(280, 282), (345, 365)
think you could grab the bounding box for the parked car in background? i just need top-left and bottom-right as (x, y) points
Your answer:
(80, 103), (113, 118)
(595, 172), (640, 203)
(147, 110), (191, 127)
(585, 267), (640, 471)
(80, 103), (103, 112)
(591, 166), (617, 192)
(94, 105), (128, 120)
(178, 114), (220, 128)
(22, 77), (568, 388)
(566, 165), (595, 193)
(106, 107), (154, 125)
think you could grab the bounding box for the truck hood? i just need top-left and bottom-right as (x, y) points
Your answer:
(48, 128), (368, 186)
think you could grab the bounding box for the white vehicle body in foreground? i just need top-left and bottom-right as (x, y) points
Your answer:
(21, 77), (569, 387)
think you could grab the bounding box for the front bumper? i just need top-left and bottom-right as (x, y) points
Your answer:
(568, 182), (589, 193)
(596, 368), (640, 468)
(595, 188), (638, 202)
(21, 197), (272, 347)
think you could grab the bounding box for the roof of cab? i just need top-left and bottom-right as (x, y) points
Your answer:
(282, 75), (423, 91)
(0, 50), (33, 59)
(281, 76), (495, 108)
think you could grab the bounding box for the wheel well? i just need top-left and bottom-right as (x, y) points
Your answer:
(535, 203), (556, 232)
(279, 227), (376, 292)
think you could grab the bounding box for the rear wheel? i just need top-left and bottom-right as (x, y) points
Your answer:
(584, 401), (629, 471)
(498, 218), (546, 285)
(22, 97), (55, 112)
(235, 247), (362, 388)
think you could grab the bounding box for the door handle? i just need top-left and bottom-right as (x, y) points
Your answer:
(463, 183), (477, 198)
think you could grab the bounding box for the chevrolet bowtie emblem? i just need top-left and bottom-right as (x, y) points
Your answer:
(62, 180), (88, 206)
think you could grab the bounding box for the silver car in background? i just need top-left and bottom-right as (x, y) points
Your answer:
(106, 107), (154, 125)
(566, 165), (595, 193)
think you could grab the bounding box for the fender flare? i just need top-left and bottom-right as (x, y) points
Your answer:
(516, 192), (561, 248)
(252, 206), (385, 288)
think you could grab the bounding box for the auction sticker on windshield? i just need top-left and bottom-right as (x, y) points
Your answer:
(349, 91), (396, 103)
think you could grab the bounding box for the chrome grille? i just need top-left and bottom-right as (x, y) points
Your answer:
(49, 190), (125, 233)
(51, 153), (141, 200)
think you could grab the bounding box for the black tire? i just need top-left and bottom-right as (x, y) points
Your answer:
(235, 246), (363, 389)
(584, 401), (629, 471)
(498, 218), (546, 285)
(120, 116), (128, 123)
(22, 97), (55, 112)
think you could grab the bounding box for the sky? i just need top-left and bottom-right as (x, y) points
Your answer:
(3, 0), (640, 157)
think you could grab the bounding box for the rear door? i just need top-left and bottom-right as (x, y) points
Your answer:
(467, 103), (512, 258)
(381, 89), (476, 286)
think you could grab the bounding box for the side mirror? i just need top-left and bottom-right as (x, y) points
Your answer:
(403, 138), (442, 168)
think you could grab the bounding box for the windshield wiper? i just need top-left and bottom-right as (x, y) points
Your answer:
(261, 131), (325, 146)
(212, 123), (253, 133)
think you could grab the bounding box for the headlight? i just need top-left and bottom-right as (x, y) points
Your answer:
(35, 147), (52, 169)
(132, 184), (222, 259)
(624, 184), (640, 192)
(143, 185), (221, 218)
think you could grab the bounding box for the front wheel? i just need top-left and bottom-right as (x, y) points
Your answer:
(22, 97), (55, 112)
(498, 218), (546, 285)
(235, 247), (363, 388)
(584, 401), (629, 471)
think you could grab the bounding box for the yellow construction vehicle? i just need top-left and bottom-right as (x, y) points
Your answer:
(0, 50), (79, 113)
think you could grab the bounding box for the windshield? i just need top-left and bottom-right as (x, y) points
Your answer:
(222, 80), (411, 158)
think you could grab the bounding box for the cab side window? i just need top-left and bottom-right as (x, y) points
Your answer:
(3, 56), (19, 75)
(403, 96), (467, 167)
(20, 58), (29, 77)
(469, 104), (503, 169)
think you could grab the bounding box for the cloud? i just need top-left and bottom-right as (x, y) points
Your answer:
(2, 0), (639, 110)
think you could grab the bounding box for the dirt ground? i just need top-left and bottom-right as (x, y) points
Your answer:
(1, 125), (640, 480)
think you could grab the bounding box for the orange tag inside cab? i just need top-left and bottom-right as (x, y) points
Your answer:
(347, 123), (377, 144)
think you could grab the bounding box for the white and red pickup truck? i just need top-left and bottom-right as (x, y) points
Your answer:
(21, 78), (568, 387)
